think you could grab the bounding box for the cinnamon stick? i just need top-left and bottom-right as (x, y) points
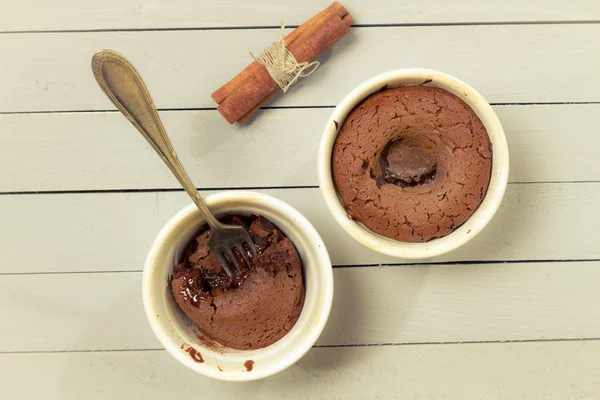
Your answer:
(237, 91), (277, 124)
(212, 1), (349, 106)
(212, 2), (353, 124)
(238, 14), (354, 123)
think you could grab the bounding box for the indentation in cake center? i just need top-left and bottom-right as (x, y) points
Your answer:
(378, 136), (437, 187)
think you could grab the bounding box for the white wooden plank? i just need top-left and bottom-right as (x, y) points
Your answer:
(1, 105), (598, 192)
(0, 272), (159, 352)
(0, 184), (597, 274)
(497, 105), (600, 185)
(2, 262), (600, 352)
(2, 342), (599, 399)
(1, 24), (599, 113)
(2, 0), (599, 31)
(0, 109), (320, 191)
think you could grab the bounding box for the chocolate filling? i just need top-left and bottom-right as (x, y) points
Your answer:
(378, 137), (437, 187)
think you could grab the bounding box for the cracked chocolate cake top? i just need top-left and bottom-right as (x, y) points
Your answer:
(332, 85), (492, 242)
(171, 215), (305, 350)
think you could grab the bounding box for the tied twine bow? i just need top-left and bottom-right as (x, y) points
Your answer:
(250, 22), (320, 93)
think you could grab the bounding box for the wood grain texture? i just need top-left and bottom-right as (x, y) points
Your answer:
(2, 0), (599, 31)
(2, 262), (600, 352)
(2, 24), (600, 113)
(1, 105), (599, 192)
(2, 342), (599, 399)
(0, 184), (598, 274)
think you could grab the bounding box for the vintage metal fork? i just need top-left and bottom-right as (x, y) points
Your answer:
(91, 49), (255, 276)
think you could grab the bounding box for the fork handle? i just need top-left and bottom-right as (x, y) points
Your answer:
(91, 49), (222, 228)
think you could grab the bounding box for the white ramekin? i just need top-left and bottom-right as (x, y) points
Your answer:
(142, 191), (333, 381)
(318, 69), (509, 259)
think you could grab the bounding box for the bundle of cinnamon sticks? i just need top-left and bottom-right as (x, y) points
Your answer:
(211, 2), (353, 124)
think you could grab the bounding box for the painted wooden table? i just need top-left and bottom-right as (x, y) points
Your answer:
(2, 1), (600, 398)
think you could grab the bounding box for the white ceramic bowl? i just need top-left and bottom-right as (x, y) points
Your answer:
(142, 191), (333, 381)
(318, 69), (509, 259)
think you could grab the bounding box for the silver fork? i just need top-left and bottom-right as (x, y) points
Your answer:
(91, 49), (255, 277)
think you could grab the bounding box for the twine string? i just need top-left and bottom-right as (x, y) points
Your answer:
(250, 22), (320, 93)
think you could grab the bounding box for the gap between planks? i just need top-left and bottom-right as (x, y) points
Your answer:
(2, 19), (600, 35)
(1, 258), (599, 276)
(0, 181), (597, 197)
(2, 337), (600, 355)
(2, 102), (600, 115)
